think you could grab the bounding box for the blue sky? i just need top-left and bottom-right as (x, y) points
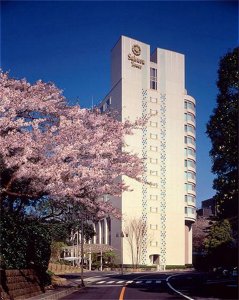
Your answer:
(1, 0), (238, 207)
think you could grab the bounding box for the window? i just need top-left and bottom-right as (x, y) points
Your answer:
(187, 147), (196, 157)
(185, 195), (196, 203)
(150, 195), (158, 201)
(150, 97), (158, 103)
(150, 241), (158, 247)
(184, 148), (187, 157)
(150, 121), (158, 127)
(106, 98), (111, 108)
(150, 170), (158, 176)
(185, 113), (195, 123)
(185, 159), (196, 169)
(185, 183), (196, 191)
(150, 146), (158, 152)
(187, 171), (196, 180)
(150, 224), (158, 230)
(185, 124), (195, 134)
(150, 182), (158, 188)
(150, 207), (158, 213)
(150, 109), (158, 116)
(185, 207), (195, 214)
(188, 159), (196, 168)
(150, 133), (158, 140)
(185, 101), (195, 111)
(150, 158), (158, 164)
(185, 136), (196, 146)
(150, 68), (157, 90)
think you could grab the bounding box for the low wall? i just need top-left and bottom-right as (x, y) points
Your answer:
(0, 269), (44, 300)
(48, 263), (81, 274)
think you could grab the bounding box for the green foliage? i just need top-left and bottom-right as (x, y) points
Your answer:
(204, 219), (233, 250)
(165, 265), (186, 270)
(46, 269), (55, 276)
(139, 265), (157, 270)
(0, 209), (51, 276)
(204, 219), (237, 268)
(206, 47), (238, 220)
(47, 222), (71, 243)
(103, 251), (116, 262)
(50, 241), (67, 262)
(185, 264), (194, 268)
(81, 223), (95, 242)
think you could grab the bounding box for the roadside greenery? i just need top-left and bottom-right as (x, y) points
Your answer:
(0, 209), (51, 285)
(206, 47), (238, 225)
(194, 47), (238, 271)
(203, 219), (237, 268)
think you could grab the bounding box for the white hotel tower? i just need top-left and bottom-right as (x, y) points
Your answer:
(97, 36), (196, 267)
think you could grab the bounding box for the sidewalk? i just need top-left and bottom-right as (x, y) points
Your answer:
(27, 277), (82, 300)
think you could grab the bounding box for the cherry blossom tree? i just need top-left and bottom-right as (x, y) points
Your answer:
(0, 71), (144, 218)
(192, 216), (212, 253)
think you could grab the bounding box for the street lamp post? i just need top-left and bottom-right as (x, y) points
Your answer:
(100, 246), (103, 272)
(116, 231), (128, 275)
(88, 244), (92, 271)
(80, 217), (85, 287)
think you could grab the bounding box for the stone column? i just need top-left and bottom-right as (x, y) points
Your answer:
(99, 221), (102, 244)
(104, 218), (108, 244)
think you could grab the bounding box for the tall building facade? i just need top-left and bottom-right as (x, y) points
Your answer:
(98, 36), (196, 267)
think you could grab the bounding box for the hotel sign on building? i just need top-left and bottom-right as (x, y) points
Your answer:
(128, 44), (145, 69)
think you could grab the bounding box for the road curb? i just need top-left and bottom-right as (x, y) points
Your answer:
(27, 286), (80, 300)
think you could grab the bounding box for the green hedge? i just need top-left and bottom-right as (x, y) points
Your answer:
(0, 210), (51, 285)
(165, 265), (187, 270)
(117, 264), (157, 270)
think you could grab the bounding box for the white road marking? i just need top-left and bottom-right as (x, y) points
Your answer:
(126, 280), (133, 284)
(166, 275), (194, 300)
(85, 276), (108, 282)
(91, 284), (122, 287)
(92, 278), (164, 286)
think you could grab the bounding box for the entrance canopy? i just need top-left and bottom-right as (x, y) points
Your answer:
(62, 244), (115, 254)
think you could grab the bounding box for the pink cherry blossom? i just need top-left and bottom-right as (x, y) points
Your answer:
(0, 71), (144, 218)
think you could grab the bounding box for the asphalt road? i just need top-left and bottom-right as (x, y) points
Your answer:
(59, 272), (187, 300)
(59, 271), (238, 300)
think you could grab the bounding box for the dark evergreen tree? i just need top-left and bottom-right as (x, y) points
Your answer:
(204, 220), (237, 268)
(206, 47), (238, 225)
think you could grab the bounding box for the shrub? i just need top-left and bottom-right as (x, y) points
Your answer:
(0, 210), (51, 285)
(165, 265), (186, 270)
